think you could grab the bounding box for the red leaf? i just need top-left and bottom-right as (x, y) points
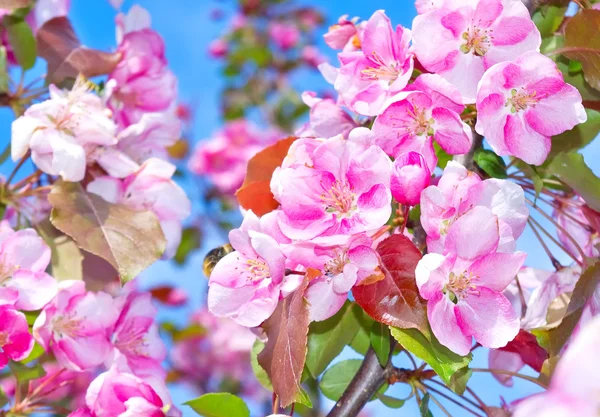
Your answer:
(258, 277), (310, 408)
(236, 136), (296, 216)
(36, 17), (121, 84)
(352, 234), (428, 333)
(150, 286), (188, 306)
(499, 330), (548, 372)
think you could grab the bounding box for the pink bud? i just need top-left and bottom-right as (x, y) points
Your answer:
(390, 152), (431, 206)
(208, 39), (228, 58)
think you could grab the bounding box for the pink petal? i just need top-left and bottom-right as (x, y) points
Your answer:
(305, 277), (347, 322)
(456, 288), (519, 349)
(488, 349), (524, 387)
(428, 292), (472, 356)
(446, 206), (499, 260)
(525, 84), (586, 137)
(504, 114), (551, 165)
(432, 107), (473, 155)
(468, 252), (527, 292)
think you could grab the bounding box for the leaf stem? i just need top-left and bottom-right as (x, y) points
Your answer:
(527, 219), (564, 271)
(528, 216), (583, 267)
(6, 151), (30, 186)
(419, 382), (484, 417)
(470, 368), (547, 388)
(426, 379), (486, 412)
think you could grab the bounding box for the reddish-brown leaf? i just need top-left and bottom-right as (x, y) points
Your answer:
(36, 17), (121, 84)
(150, 286), (188, 306)
(236, 136), (296, 216)
(352, 234), (428, 333)
(0, 0), (30, 9)
(563, 10), (600, 91)
(499, 330), (548, 372)
(258, 277), (310, 408)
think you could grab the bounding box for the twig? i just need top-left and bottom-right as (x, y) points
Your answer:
(6, 151), (30, 186)
(420, 382), (484, 417)
(470, 368), (547, 388)
(527, 219), (563, 271)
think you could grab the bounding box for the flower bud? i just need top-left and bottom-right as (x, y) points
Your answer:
(391, 151), (430, 206)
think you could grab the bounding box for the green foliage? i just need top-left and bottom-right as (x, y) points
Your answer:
(547, 152), (600, 212)
(20, 342), (44, 365)
(434, 142), (452, 169)
(533, 5), (567, 37)
(447, 367), (472, 395)
(378, 394), (406, 409)
(184, 393), (250, 417)
(550, 110), (600, 158)
(320, 360), (362, 401)
(473, 149), (508, 179)
(349, 309), (373, 355)
(48, 180), (167, 284)
(3, 13), (36, 70)
(9, 361), (46, 384)
(306, 301), (363, 377)
(370, 322), (391, 366)
(250, 340), (272, 390)
(419, 393), (434, 417)
(390, 327), (472, 385)
(174, 227), (202, 265)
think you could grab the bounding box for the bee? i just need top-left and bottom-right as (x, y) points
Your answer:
(203, 244), (234, 278)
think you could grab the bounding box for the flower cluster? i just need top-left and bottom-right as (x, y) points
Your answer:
(10, 4), (190, 260)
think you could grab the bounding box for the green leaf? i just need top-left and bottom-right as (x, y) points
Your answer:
(349, 309), (373, 355)
(23, 310), (39, 326)
(20, 342), (44, 365)
(184, 393), (250, 417)
(0, 142), (11, 166)
(378, 394), (406, 409)
(3, 14), (36, 70)
(320, 359), (362, 401)
(306, 301), (362, 377)
(370, 322), (391, 367)
(420, 393), (434, 417)
(37, 221), (83, 282)
(250, 340), (272, 390)
(563, 9), (600, 91)
(48, 180), (167, 284)
(519, 163), (544, 203)
(174, 227), (201, 265)
(9, 361), (45, 384)
(434, 142), (452, 169)
(533, 5), (567, 37)
(547, 152), (600, 212)
(550, 110), (600, 158)
(0, 46), (8, 93)
(473, 149), (508, 179)
(294, 386), (313, 408)
(390, 327), (472, 384)
(447, 367), (472, 395)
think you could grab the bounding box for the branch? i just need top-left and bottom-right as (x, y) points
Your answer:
(452, 131), (483, 171)
(326, 348), (391, 417)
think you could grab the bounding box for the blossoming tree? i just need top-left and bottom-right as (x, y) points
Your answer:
(0, 0), (599, 416)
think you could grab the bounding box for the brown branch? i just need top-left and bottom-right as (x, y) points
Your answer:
(453, 132), (483, 172)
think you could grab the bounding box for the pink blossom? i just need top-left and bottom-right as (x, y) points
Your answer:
(269, 22), (300, 50)
(412, 0), (541, 102)
(208, 38), (228, 58)
(302, 45), (326, 68)
(34, 0), (70, 27)
(416, 217), (526, 354)
(332, 10), (413, 116)
(554, 199), (599, 260)
(0, 221), (56, 310)
(324, 15), (359, 51)
(108, 285), (167, 379)
(170, 309), (266, 399)
(94, 109), (182, 178)
(83, 368), (179, 417)
(33, 281), (118, 371)
(372, 74), (472, 170)
(115, 5), (152, 44)
(0, 306), (34, 368)
(284, 234), (379, 321)
(11, 78), (117, 182)
(476, 51), (586, 165)
(188, 120), (280, 194)
(297, 92), (358, 139)
(513, 316), (600, 417)
(271, 134), (392, 241)
(391, 152), (431, 207)
(420, 161), (528, 254)
(87, 158), (191, 259)
(208, 210), (295, 327)
(108, 28), (177, 126)
(415, 0), (445, 14)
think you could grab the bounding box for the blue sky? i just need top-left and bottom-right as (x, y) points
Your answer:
(1, 0), (597, 416)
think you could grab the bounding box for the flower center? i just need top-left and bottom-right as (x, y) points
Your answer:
(444, 270), (479, 302)
(321, 180), (356, 218)
(361, 51), (401, 83)
(246, 259), (270, 282)
(408, 106), (435, 137)
(324, 249), (350, 277)
(0, 332), (8, 349)
(0, 261), (17, 286)
(505, 88), (538, 113)
(51, 316), (83, 339)
(460, 26), (492, 56)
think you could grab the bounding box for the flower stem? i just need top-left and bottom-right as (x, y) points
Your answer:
(470, 368), (547, 388)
